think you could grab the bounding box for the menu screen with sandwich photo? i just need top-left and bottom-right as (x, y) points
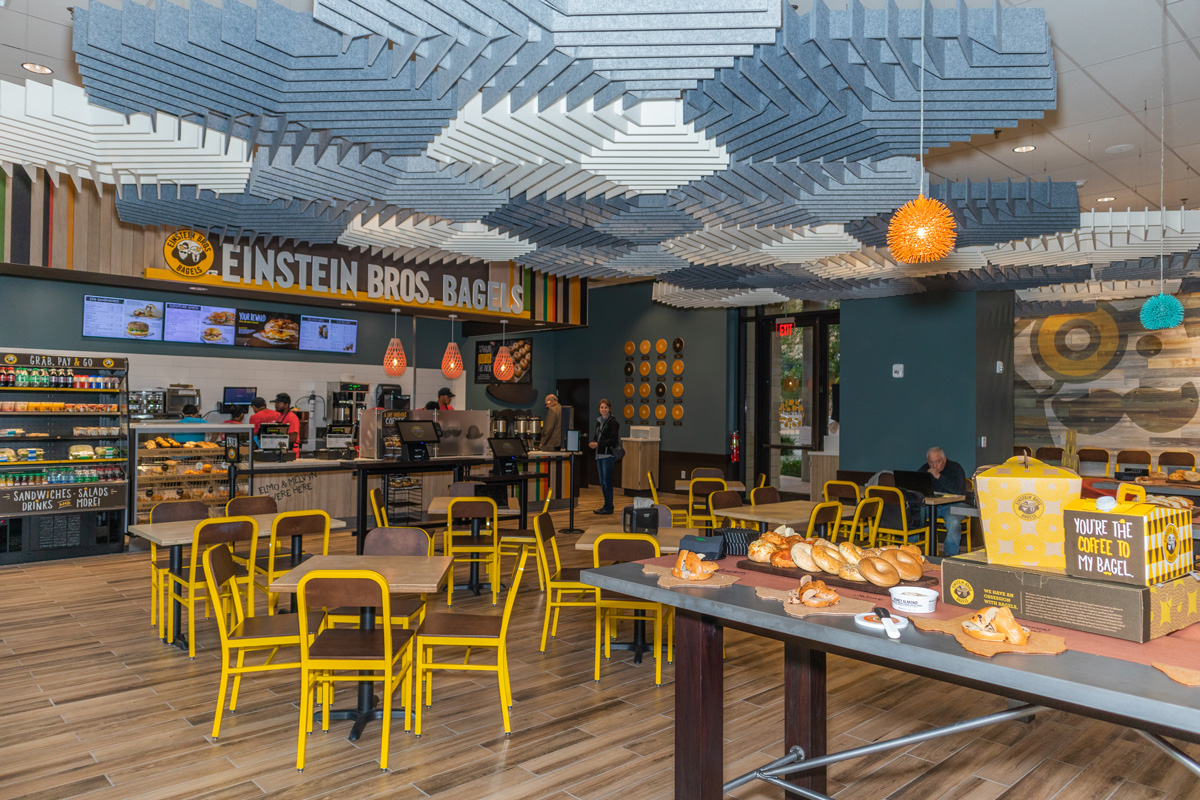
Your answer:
(299, 315), (357, 354)
(82, 295), (165, 341)
(234, 310), (300, 349)
(163, 303), (237, 346)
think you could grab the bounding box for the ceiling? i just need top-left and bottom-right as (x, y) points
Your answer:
(0, 0), (1197, 309)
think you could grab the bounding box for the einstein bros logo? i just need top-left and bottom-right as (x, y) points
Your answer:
(949, 579), (974, 605)
(1013, 492), (1045, 521)
(163, 229), (214, 278)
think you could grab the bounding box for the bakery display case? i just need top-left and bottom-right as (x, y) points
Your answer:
(0, 351), (129, 564)
(129, 423), (253, 523)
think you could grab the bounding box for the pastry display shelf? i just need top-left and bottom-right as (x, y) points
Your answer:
(0, 411), (122, 417)
(137, 447), (225, 456)
(8, 480), (127, 488)
(0, 458), (126, 466)
(135, 496), (229, 508)
(0, 387), (122, 393)
(0, 435), (127, 442)
(135, 473), (227, 484)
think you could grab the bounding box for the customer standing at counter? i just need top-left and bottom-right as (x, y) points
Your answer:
(272, 393), (301, 453)
(175, 404), (208, 443)
(589, 399), (619, 515)
(919, 446), (967, 556)
(437, 387), (455, 410)
(540, 394), (562, 451)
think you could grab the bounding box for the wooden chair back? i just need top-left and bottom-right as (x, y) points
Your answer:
(1076, 448), (1111, 476)
(850, 497), (884, 546)
(708, 490), (741, 511)
(300, 572), (387, 611)
(1014, 445), (1033, 458)
(751, 486), (781, 506)
(227, 495), (277, 517)
(823, 480), (860, 505)
(447, 498), (496, 521)
(449, 481), (484, 497)
(151, 500), (209, 523)
(363, 526), (433, 557)
(1116, 450), (1152, 468)
(1158, 451), (1196, 469)
(594, 534), (659, 565)
(1034, 446), (1064, 464)
(196, 517), (256, 548)
(805, 501), (843, 538)
(691, 468), (723, 479)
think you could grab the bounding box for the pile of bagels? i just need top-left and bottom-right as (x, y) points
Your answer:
(747, 526), (925, 588)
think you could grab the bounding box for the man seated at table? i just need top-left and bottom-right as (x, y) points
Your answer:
(918, 446), (967, 557)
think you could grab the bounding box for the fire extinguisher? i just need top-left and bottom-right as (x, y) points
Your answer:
(730, 431), (740, 463)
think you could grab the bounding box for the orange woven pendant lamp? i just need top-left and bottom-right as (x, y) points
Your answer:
(441, 314), (464, 379)
(492, 320), (515, 382)
(383, 308), (406, 377)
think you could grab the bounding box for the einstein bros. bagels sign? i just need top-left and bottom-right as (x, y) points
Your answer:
(147, 230), (526, 318)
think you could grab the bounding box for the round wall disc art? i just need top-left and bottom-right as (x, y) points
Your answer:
(639, 340), (651, 355)
(623, 404), (635, 418)
(624, 362), (634, 376)
(673, 337), (685, 353)
(623, 383), (635, 398)
(624, 341), (635, 356)
(672, 382), (684, 398)
(672, 405), (685, 420)
(639, 361), (651, 376)
(639, 382), (651, 398)
(655, 382), (666, 397)
(655, 338), (668, 354)
(639, 404), (651, 420)
(672, 359), (685, 375)
(655, 404), (667, 420)
(655, 360), (667, 376)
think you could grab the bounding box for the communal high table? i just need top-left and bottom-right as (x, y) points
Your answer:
(581, 562), (1200, 800)
(348, 457), (486, 553)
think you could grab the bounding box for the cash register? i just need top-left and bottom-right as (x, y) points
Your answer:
(488, 436), (527, 476)
(395, 419), (440, 462)
(257, 423), (295, 462)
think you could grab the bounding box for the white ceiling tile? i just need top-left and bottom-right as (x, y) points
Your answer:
(1079, 41), (1200, 113)
(1046, 0), (1188, 67)
(1039, 69), (1128, 129)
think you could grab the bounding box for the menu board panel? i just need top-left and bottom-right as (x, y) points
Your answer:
(163, 303), (237, 346)
(299, 316), (357, 354)
(234, 310), (300, 349)
(82, 296), (164, 341)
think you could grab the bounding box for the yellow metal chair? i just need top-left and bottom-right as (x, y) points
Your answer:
(750, 486), (781, 506)
(295, 569), (414, 771)
(164, 516), (259, 658)
(691, 467), (724, 479)
(686, 478), (727, 528)
(757, 473), (767, 488)
(252, 510), (332, 614)
(534, 512), (599, 651)
(203, 543), (321, 740)
(823, 480), (860, 540)
(147, 500), (208, 635)
(866, 486), (932, 555)
(325, 527), (435, 631)
(1076, 447), (1111, 477)
(414, 549), (530, 737)
(225, 495), (277, 568)
(708, 489), (743, 528)
(804, 501), (843, 540)
(498, 491), (553, 591)
(1159, 450), (1196, 471)
(592, 533), (668, 686)
(369, 486), (389, 527)
(647, 471), (689, 527)
(444, 497), (501, 606)
(844, 497), (884, 547)
(1116, 449), (1152, 473)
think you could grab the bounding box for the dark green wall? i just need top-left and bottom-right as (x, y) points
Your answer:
(841, 292), (1012, 473)
(0, 274), (455, 368)
(975, 292), (1016, 468)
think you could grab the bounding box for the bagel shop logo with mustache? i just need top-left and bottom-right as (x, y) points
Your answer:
(1013, 493), (1045, 522)
(163, 229), (214, 278)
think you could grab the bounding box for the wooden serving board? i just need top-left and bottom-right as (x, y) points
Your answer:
(736, 559), (939, 597)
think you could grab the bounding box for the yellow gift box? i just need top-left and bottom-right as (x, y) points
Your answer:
(976, 456), (1081, 572)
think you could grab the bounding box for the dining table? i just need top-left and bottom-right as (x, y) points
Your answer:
(270, 554), (454, 741)
(574, 523), (703, 555)
(674, 479), (747, 493)
(127, 512), (348, 651)
(720, 499), (847, 534)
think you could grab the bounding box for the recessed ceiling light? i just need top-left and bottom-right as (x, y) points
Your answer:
(534, 322), (545, 327)
(340, 302), (355, 307)
(187, 286), (208, 291)
(1105, 144), (1135, 154)
(1012, 145), (1036, 153)
(21, 63), (52, 75)
(1096, 196), (1116, 203)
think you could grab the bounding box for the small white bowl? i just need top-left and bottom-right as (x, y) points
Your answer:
(888, 586), (939, 614)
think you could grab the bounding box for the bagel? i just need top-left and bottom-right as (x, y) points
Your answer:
(990, 607), (1029, 645)
(773, 525), (797, 538)
(962, 619), (1007, 642)
(962, 606), (1030, 645)
(770, 550), (798, 569)
(761, 531), (788, 548)
(785, 535), (806, 548)
(862, 547), (885, 558)
(790, 541), (819, 572)
(811, 545), (845, 575)
(838, 562), (867, 582)
(672, 550), (719, 581)
(878, 548), (924, 581)
(838, 541), (865, 564)
(748, 539), (778, 563)
(812, 538), (839, 552)
(858, 556), (900, 588)
(898, 544), (926, 563)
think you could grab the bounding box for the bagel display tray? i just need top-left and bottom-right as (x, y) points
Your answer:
(735, 559), (938, 596)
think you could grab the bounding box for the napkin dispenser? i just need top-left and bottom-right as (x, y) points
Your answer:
(623, 506), (659, 535)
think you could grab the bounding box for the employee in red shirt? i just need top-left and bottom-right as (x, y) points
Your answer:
(248, 397), (277, 434)
(272, 393), (301, 453)
(437, 387), (455, 410)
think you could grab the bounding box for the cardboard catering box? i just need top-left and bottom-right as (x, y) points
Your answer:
(941, 550), (1200, 643)
(974, 456), (1081, 573)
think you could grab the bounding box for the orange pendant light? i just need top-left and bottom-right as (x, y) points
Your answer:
(887, 194), (957, 263)
(492, 319), (514, 382)
(441, 314), (464, 379)
(383, 309), (406, 377)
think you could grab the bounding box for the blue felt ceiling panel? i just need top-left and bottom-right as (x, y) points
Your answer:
(73, 0), (459, 157)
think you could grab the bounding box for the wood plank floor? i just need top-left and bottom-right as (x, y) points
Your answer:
(0, 488), (1197, 799)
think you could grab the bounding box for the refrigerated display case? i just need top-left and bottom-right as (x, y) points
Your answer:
(129, 423), (253, 523)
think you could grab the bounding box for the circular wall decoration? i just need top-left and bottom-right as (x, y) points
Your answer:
(639, 404), (651, 420)
(655, 360), (668, 376)
(655, 338), (668, 354)
(623, 404), (635, 419)
(672, 405), (685, 420)
(672, 382), (684, 398)
(624, 341), (635, 356)
(639, 382), (651, 398)
(672, 359), (685, 375)
(639, 361), (651, 376)
(624, 362), (634, 376)
(655, 404), (667, 420)
(623, 383), (635, 398)
(639, 339), (652, 355)
(673, 337), (685, 353)
(655, 382), (666, 397)
(1031, 306), (1126, 383)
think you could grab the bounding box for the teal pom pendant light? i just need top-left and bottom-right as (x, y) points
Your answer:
(1140, 27), (1182, 332)
(1141, 293), (1184, 330)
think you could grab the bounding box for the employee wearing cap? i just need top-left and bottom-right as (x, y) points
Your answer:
(273, 393), (301, 453)
(437, 387), (455, 410)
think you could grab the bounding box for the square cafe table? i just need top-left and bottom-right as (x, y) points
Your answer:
(127, 512), (348, 652)
(674, 479), (747, 493)
(270, 554), (453, 741)
(720, 500), (842, 534)
(574, 523), (702, 555)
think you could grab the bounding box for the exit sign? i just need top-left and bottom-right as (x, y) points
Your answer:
(777, 317), (795, 336)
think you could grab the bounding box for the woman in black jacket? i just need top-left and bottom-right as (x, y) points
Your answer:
(589, 398), (620, 514)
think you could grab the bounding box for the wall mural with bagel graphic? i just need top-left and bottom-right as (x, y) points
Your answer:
(1015, 296), (1200, 459)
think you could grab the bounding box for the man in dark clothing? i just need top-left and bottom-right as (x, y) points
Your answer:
(917, 446), (967, 556)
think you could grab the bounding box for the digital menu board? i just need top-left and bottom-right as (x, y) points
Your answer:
(299, 315), (358, 353)
(233, 310), (300, 349)
(163, 303), (237, 346)
(82, 296), (164, 341)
